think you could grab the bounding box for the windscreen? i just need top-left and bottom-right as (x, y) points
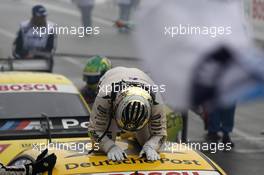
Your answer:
(0, 93), (88, 118)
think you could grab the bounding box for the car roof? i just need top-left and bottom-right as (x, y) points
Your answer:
(0, 72), (72, 85)
(0, 72), (80, 94)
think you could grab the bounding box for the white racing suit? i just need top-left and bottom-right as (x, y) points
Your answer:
(88, 67), (167, 161)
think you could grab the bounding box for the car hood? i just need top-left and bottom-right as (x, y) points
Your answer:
(1, 138), (226, 175)
(50, 152), (225, 175)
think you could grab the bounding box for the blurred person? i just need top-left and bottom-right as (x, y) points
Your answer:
(81, 55), (112, 107)
(72, 0), (95, 28)
(134, 0), (264, 111)
(116, 0), (134, 32)
(13, 5), (57, 70)
(206, 105), (236, 147)
(132, 0), (140, 9)
(88, 67), (167, 161)
(0, 149), (56, 175)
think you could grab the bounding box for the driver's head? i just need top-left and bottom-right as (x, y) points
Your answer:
(83, 55), (112, 91)
(114, 86), (153, 132)
(31, 5), (47, 27)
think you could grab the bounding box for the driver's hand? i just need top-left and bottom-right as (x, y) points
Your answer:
(107, 145), (127, 161)
(139, 145), (160, 161)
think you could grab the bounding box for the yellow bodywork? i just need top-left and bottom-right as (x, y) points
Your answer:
(0, 138), (226, 175)
(0, 72), (72, 85)
(0, 71), (90, 112)
(0, 72), (226, 174)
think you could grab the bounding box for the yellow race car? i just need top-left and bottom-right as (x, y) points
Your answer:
(0, 71), (90, 162)
(2, 137), (227, 175)
(0, 64), (226, 175)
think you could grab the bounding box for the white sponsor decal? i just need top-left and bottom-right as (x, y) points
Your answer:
(62, 119), (88, 129)
(0, 84), (78, 94)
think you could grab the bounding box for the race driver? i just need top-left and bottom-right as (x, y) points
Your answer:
(80, 55), (112, 107)
(0, 149), (56, 175)
(13, 5), (57, 69)
(88, 66), (167, 161)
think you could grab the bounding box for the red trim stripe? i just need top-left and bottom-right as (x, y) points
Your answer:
(16, 120), (30, 130)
